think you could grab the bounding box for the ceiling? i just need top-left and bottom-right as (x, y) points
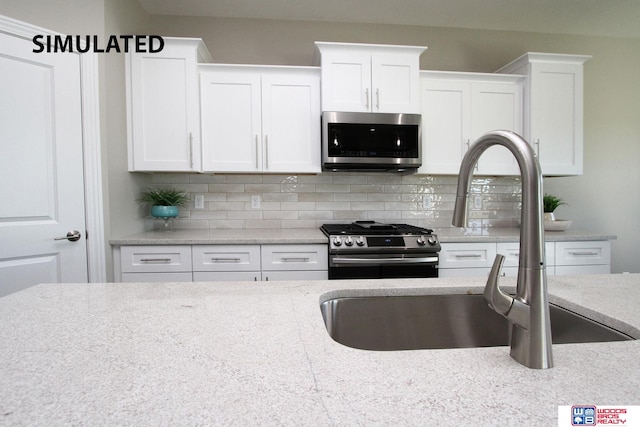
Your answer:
(138, 0), (640, 38)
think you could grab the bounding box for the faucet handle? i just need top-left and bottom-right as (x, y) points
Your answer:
(484, 254), (530, 328)
(484, 254), (511, 314)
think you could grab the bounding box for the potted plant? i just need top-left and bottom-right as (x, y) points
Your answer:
(543, 193), (566, 221)
(139, 187), (189, 219)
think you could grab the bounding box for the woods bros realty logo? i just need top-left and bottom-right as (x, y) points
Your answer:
(32, 35), (164, 53)
(559, 405), (640, 426)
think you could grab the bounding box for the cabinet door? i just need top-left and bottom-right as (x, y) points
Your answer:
(530, 62), (584, 175)
(320, 51), (371, 112)
(471, 82), (523, 175)
(418, 78), (470, 174)
(127, 40), (203, 171)
(120, 245), (193, 273)
(200, 69), (262, 172)
(438, 243), (497, 269)
(371, 53), (421, 113)
(261, 70), (321, 173)
(192, 245), (261, 272)
(261, 244), (328, 271)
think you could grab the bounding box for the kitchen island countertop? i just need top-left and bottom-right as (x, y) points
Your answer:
(1, 274), (638, 425)
(109, 227), (615, 245)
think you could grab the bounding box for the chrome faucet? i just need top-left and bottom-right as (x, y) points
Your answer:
(452, 130), (553, 369)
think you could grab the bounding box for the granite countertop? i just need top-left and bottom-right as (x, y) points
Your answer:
(109, 227), (616, 245)
(1, 274), (638, 425)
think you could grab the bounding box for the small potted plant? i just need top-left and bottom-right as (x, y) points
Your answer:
(543, 193), (566, 221)
(139, 187), (189, 219)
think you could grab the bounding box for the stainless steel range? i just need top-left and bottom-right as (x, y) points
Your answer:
(320, 221), (440, 280)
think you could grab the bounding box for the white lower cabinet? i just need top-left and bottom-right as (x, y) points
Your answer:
(439, 240), (609, 278)
(116, 244), (327, 282)
(555, 241), (611, 275)
(192, 245), (262, 282)
(438, 242), (496, 278)
(120, 245), (193, 282)
(496, 242), (555, 277)
(261, 244), (328, 281)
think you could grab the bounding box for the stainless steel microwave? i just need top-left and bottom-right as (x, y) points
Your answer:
(321, 111), (422, 173)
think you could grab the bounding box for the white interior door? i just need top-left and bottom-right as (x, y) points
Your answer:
(0, 31), (88, 297)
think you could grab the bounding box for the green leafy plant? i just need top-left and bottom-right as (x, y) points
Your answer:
(138, 188), (189, 207)
(543, 194), (566, 213)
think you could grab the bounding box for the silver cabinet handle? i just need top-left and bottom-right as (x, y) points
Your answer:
(534, 138), (540, 158)
(333, 257), (438, 265)
(255, 135), (259, 170)
(188, 132), (194, 169)
(568, 251), (599, 256)
(54, 230), (82, 242)
(365, 88), (369, 110)
(140, 258), (171, 262)
(281, 257), (310, 262)
(264, 135), (269, 170)
(454, 254), (483, 258)
(375, 88), (380, 110)
(211, 257), (241, 262)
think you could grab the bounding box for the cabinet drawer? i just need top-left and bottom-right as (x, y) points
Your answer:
(120, 245), (192, 273)
(439, 243), (496, 269)
(192, 245), (261, 271)
(261, 244), (328, 271)
(555, 241), (611, 266)
(496, 242), (555, 267)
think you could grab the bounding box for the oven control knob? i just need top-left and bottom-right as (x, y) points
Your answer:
(356, 236), (366, 246)
(427, 236), (438, 246)
(333, 236), (342, 246)
(417, 236), (426, 246)
(345, 236), (354, 246)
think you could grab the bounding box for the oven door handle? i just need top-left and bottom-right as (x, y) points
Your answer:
(332, 256), (439, 265)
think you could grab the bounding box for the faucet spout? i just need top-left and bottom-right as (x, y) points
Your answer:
(452, 130), (553, 369)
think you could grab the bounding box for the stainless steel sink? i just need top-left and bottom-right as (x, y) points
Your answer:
(320, 294), (634, 351)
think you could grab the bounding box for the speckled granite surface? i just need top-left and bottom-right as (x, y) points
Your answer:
(1, 274), (638, 425)
(109, 227), (615, 245)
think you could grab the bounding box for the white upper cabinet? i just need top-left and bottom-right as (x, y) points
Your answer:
(126, 38), (211, 171)
(315, 42), (426, 113)
(418, 71), (523, 175)
(199, 65), (321, 173)
(497, 53), (591, 175)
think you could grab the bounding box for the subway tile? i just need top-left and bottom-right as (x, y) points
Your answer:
(299, 210), (333, 220)
(245, 220), (281, 229)
(245, 183), (281, 193)
(263, 210), (298, 220)
(298, 192), (333, 202)
(209, 220), (246, 229)
(226, 175), (263, 184)
(334, 193), (368, 202)
(282, 219), (317, 229)
(281, 201), (315, 211)
(315, 184), (350, 193)
(208, 183), (245, 193)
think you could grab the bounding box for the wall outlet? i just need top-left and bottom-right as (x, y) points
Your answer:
(474, 195), (482, 209)
(251, 195), (261, 209)
(194, 194), (205, 209)
(422, 195), (432, 209)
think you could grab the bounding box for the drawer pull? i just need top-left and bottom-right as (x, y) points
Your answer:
(568, 251), (599, 256)
(281, 257), (310, 262)
(211, 257), (241, 262)
(140, 258), (172, 262)
(454, 254), (483, 258)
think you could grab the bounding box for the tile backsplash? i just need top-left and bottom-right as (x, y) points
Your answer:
(148, 173), (522, 230)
